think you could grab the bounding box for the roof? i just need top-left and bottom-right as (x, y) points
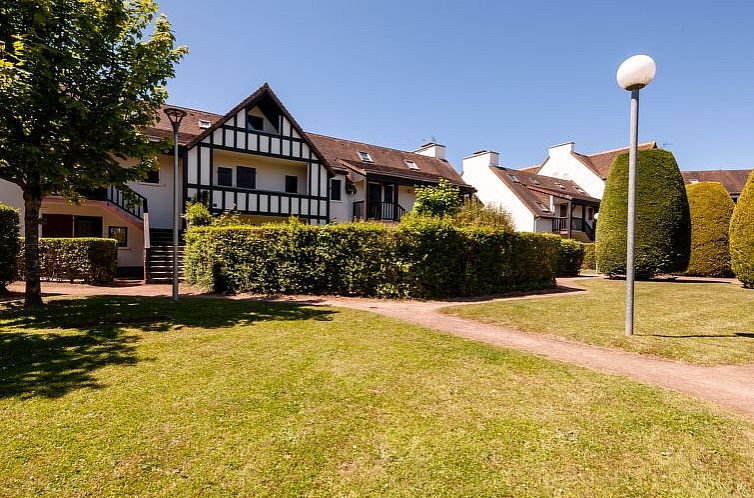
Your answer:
(521, 142), (658, 179)
(306, 133), (472, 188)
(491, 167), (600, 218)
(682, 169), (752, 195)
(145, 105), (222, 145)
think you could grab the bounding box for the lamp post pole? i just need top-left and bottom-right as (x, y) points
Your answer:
(163, 108), (187, 303)
(616, 55), (656, 336)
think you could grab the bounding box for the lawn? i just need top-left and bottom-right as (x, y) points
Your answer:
(1, 297), (753, 496)
(442, 277), (754, 365)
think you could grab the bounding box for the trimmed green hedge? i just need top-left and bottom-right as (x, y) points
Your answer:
(0, 204), (20, 291)
(730, 171), (754, 287)
(595, 149), (691, 279)
(556, 238), (586, 276)
(581, 242), (596, 270)
(685, 182), (734, 277)
(17, 238), (118, 284)
(184, 220), (561, 298)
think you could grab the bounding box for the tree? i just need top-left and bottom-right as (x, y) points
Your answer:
(730, 171), (754, 288)
(452, 198), (514, 232)
(0, 0), (187, 306)
(412, 179), (462, 217)
(595, 149), (691, 279)
(685, 182), (734, 277)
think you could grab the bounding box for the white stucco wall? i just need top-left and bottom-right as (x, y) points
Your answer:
(538, 143), (605, 199)
(0, 179), (25, 230)
(129, 154), (182, 229)
(212, 150), (309, 195)
(328, 173), (350, 223)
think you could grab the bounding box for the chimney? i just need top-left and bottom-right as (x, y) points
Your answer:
(462, 149), (500, 173)
(548, 141), (575, 158)
(414, 142), (446, 160)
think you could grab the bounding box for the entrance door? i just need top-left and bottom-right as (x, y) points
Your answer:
(74, 216), (103, 238)
(367, 182), (382, 219)
(42, 214), (73, 237)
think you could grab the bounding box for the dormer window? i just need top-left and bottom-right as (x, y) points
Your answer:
(358, 151), (373, 162)
(404, 159), (419, 170)
(198, 120), (211, 129)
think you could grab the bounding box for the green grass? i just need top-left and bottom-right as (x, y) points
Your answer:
(443, 277), (754, 365)
(1, 297), (754, 497)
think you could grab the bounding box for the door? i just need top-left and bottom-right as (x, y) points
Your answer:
(42, 214), (73, 237)
(367, 182), (382, 219)
(74, 216), (103, 238)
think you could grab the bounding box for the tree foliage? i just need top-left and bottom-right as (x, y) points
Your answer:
(452, 199), (514, 232)
(0, 0), (186, 305)
(595, 149), (691, 279)
(412, 179), (462, 217)
(730, 171), (754, 288)
(0, 203), (20, 292)
(685, 182), (734, 277)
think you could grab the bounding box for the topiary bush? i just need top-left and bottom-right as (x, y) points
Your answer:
(580, 242), (595, 270)
(0, 203), (20, 292)
(17, 238), (118, 284)
(685, 182), (734, 277)
(556, 238), (586, 277)
(184, 222), (561, 298)
(595, 149), (691, 279)
(730, 171), (754, 288)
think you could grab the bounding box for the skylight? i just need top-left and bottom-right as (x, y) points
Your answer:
(198, 120), (211, 129)
(535, 202), (549, 211)
(530, 178), (540, 185)
(404, 159), (419, 170)
(508, 174), (520, 183)
(358, 151), (373, 162)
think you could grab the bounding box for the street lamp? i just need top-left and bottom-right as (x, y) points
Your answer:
(616, 55), (656, 336)
(163, 107), (187, 302)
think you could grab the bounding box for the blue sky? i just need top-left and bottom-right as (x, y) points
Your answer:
(159, 0), (754, 172)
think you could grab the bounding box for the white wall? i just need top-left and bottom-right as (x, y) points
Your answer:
(461, 151), (536, 232)
(129, 154), (182, 229)
(329, 173), (350, 222)
(0, 179), (25, 230)
(212, 150), (309, 194)
(538, 142), (605, 199)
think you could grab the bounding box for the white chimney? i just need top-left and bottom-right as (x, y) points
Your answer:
(414, 142), (446, 160)
(462, 149), (499, 173)
(548, 141), (575, 158)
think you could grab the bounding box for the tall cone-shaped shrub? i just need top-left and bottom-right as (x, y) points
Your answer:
(730, 170), (754, 287)
(595, 149), (691, 279)
(685, 182), (734, 277)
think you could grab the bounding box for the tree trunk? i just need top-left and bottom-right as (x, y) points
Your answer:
(23, 191), (43, 307)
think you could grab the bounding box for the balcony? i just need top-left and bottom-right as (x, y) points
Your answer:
(552, 217), (595, 241)
(353, 201), (406, 222)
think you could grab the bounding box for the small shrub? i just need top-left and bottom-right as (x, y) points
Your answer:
(556, 238), (586, 277)
(184, 201), (213, 227)
(685, 182), (734, 277)
(581, 242), (596, 270)
(184, 222), (560, 298)
(595, 149), (691, 279)
(452, 199), (514, 232)
(413, 179), (462, 217)
(730, 171), (754, 287)
(0, 204), (20, 292)
(18, 238), (118, 284)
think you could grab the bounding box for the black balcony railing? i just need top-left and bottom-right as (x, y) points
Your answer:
(107, 186), (148, 220)
(353, 201), (405, 222)
(552, 216), (596, 241)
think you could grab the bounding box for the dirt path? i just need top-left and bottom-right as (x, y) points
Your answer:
(7, 278), (754, 419)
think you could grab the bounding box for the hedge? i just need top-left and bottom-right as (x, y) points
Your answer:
(0, 204), (20, 292)
(730, 170), (754, 287)
(581, 242), (596, 270)
(17, 238), (118, 284)
(184, 220), (561, 298)
(556, 238), (586, 276)
(595, 149), (691, 279)
(685, 182), (735, 277)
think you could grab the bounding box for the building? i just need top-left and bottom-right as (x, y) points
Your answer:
(681, 169), (751, 202)
(0, 83), (473, 281)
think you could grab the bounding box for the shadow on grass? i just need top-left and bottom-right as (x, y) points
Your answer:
(640, 332), (754, 339)
(0, 297), (336, 399)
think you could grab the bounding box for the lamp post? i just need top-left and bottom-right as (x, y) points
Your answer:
(616, 55), (656, 336)
(163, 107), (187, 302)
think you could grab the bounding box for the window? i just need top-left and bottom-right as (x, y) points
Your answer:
(285, 175), (298, 193)
(404, 159), (419, 170)
(530, 178), (540, 186)
(508, 174), (520, 183)
(217, 167), (232, 187)
(109, 226), (128, 247)
(198, 120), (211, 129)
(559, 204), (568, 217)
(237, 166), (256, 189)
(248, 115), (265, 132)
(144, 169), (160, 184)
(74, 216), (103, 238)
(358, 151), (373, 162)
(330, 179), (342, 201)
(535, 202), (549, 212)
(587, 207), (594, 221)
(383, 184), (394, 203)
